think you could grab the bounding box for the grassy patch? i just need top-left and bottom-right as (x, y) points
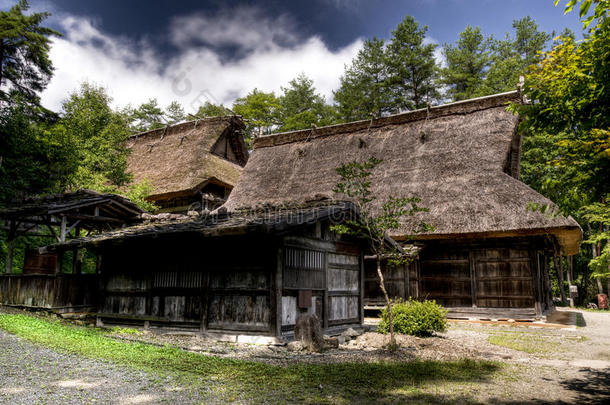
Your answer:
(0, 313), (502, 404)
(487, 332), (564, 355)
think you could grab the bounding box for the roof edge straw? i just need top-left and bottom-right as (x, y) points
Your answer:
(254, 90), (520, 149)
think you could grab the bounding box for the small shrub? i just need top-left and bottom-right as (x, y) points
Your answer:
(378, 298), (448, 337)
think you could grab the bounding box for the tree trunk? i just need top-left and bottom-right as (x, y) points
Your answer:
(377, 257), (396, 349)
(554, 255), (567, 305)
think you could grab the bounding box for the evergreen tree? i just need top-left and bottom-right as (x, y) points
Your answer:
(232, 88), (281, 144)
(278, 74), (336, 131)
(165, 101), (185, 125)
(334, 38), (392, 121)
(195, 101), (230, 118)
(386, 16), (440, 110)
(441, 26), (491, 101)
(130, 98), (165, 132)
(0, 0), (61, 107)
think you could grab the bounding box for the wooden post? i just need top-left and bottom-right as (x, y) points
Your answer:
(566, 255), (575, 307)
(4, 221), (16, 274)
(360, 251), (365, 325)
(553, 255), (567, 305)
(59, 216), (67, 242)
(543, 255), (553, 310)
(274, 246), (283, 337)
(469, 251), (477, 307)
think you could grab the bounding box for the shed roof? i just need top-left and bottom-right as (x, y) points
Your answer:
(45, 200), (359, 250)
(126, 116), (248, 201)
(223, 91), (582, 254)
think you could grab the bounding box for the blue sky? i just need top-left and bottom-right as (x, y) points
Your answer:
(4, 1), (585, 111)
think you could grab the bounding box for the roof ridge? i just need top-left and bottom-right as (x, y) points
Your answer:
(128, 115), (243, 140)
(253, 90), (521, 149)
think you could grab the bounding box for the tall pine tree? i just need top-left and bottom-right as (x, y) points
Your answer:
(334, 38), (392, 121)
(441, 26), (491, 101)
(278, 74), (336, 131)
(386, 16), (440, 110)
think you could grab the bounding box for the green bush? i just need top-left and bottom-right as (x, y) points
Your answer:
(378, 298), (448, 337)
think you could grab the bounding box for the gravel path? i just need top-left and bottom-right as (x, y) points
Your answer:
(0, 329), (203, 405)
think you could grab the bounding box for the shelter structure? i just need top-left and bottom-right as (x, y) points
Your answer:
(0, 190), (143, 312)
(47, 201), (366, 341)
(126, 116), (248, 213)
(223, 90), (582, 320)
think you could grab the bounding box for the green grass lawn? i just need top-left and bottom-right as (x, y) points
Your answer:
(0, 313), (503, 404)
(487, 331), (586, 356)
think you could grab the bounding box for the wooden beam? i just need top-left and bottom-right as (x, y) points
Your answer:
(274, 246), (283, 337)
(64, 214), (123, 224)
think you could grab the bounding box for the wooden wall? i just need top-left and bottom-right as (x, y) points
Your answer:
(98, 236), (275, 332)
(0, 274), (98, 312)
(280, 221), (363, 332)
(97, 223), (364, 336)
(364, 237), (550, 319)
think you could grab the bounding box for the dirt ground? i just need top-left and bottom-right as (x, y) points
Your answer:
(1, 307), (609, 404)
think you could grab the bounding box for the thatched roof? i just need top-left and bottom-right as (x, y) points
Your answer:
(223, 91), (582, 255)
(44, 201), (358, 250)
(126, 116), (248, 201)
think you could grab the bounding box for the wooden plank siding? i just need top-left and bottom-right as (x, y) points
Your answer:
(96, 222), (364, 336)
(363, 237), (551, 320)
(0, 274), (98, 312)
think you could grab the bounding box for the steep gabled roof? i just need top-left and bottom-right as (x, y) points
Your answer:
(223, 91), (582, 254)
(126, 116), (248, 201)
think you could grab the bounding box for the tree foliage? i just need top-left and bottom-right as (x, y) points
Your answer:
(334, 38), (392, 121)
(331, 157), (431, 349)
(0, 0), (61, 108)
(385, 16), (440, 110)
(278, 73), (336, 131)
(232, 88), (281, 145)
(441, 26), (491, 101)
(514, 0), (609, 291)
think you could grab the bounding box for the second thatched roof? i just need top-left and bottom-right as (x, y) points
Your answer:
(127, 116), (248, 201)
(223, 91), (581, 254)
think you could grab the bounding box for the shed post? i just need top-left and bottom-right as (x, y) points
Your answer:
(5, 220), (16, 274)
(360, 251), (365, 324)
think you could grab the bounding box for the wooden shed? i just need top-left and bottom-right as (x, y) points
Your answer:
(222, 90), (583, 320)
(127, 116), (249, 213)
(51, 202), (365, 340)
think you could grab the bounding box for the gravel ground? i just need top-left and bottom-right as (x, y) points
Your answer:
(0, 329), (204, 405)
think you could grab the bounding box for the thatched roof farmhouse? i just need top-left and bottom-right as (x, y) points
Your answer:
(127, 116), (248, 213)
(224, 90), (582, 320)
(22, 90), (582, 337)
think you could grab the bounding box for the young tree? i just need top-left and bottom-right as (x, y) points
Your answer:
(278, 73), (336, 131)
(165, 101), (185, 124)
(0, 0), (61, 107)
(331, 157), (431, 349)
(130, 98), (165, 132)
(441, 26), (492, 101)
(232, 88), (281, 145)
(385, 16), (440, 111)
(334, 38), (393, 121)
(195, 101), (230, 118)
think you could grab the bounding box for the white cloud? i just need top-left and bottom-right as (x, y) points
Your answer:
(423, 36), (446, 68)
(40, 7), (363, 113)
